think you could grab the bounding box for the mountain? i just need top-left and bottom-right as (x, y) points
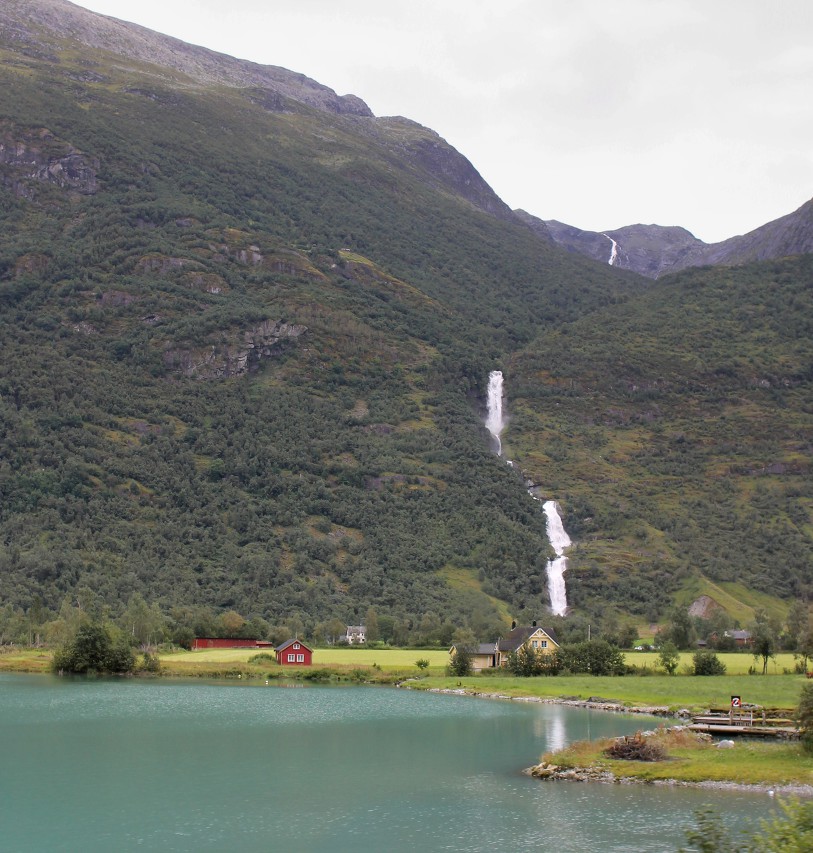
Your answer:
(0, 0), (810, 642)
(531, 198), (813, 279)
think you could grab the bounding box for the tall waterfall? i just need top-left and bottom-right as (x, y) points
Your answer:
(543, 500), (570, 616)
(485, 370), (506, 456)
(602, 233), (618, 266)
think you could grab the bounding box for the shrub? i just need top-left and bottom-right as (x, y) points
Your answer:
(248, 652), (276, 664)
(692, 650), (726, 676)
(604, 733), (667, 762)
(798, 683), (813, 754)
(557, 640), (625, 676)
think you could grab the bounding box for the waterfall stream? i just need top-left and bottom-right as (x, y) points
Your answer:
(485, 371), (572, 615)
(542, 500), (570, 616)
(602, 233), (618, 266)
(484, 370), (506, 455)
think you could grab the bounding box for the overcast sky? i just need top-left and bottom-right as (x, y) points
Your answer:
(76, 0), (812, 243)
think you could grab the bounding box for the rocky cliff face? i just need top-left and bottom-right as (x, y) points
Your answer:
(162, 320), (307, 379)
(0, 124), (98, 197)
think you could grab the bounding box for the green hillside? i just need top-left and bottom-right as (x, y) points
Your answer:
(508, 256), (813, 617)
(0, 2), (810, 643)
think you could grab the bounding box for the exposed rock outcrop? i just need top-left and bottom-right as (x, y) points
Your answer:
(163, 320), (307, 379)
(0, 124), (98, 197)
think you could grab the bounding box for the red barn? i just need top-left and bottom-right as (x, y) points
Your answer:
(191, 638), (273, 650)
(275, 639), (313, 666)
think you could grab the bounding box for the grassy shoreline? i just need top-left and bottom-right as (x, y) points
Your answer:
(530, 727), (813, 793)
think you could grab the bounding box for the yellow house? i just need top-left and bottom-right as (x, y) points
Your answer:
(450, 623), (558, 671)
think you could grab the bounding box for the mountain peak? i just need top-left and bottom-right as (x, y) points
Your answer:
(0, 0), (373, 117)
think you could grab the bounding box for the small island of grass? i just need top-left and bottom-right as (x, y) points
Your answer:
(528, 727), (813, 793)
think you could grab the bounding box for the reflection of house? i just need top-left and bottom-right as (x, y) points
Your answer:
(275, 638), (313, 666)
(451, 623), (559, 671)
(344, 625), (366, 645)
(191, 638), (273, 650)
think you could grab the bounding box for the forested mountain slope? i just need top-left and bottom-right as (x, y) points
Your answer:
(0, 0), (809, 640)
(0, 0), (639, 637)
(508, 255), (813, 615)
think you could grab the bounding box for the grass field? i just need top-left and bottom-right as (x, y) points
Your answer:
(418, 674), (806, 712)
(2, 647), (807, 713)
(627, 651), (799, 676)
(159, 647), (450, 668)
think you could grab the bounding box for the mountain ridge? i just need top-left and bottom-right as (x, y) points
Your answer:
(531, 198), (813, 278)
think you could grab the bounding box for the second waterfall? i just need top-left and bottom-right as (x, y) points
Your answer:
(485, 371), (571, 615)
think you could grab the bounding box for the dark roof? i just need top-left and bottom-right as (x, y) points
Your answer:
(497, 625), (557, 652)
(726, 630), (752, 640)
(274, 638), (313, 653)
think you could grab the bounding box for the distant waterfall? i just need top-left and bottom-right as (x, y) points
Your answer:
(485, 370), (506, 455)
(543, 500), (570, 616)
(602, 233), (618, 266)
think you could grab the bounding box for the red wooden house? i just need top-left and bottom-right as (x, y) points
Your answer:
(191, 638), (274, 650)
(275, 638), (313, 666)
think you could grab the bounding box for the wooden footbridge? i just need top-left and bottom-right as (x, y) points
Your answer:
(689, 706), (799, 739)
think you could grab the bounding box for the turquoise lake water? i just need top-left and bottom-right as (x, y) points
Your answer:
(0, 674), (777, 851)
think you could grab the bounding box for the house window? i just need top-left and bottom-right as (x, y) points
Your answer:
(293, 643), (300, 650)
(296, 654), (304, 662)
(541, 641), (547, 648)
(287, 653), (295, 662)
(532, 640), (538, 648)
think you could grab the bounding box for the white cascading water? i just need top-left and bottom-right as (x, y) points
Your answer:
(485, 370), (572, 614)
(602, 233), (618, 266)
(543, 500), (570, 616)
(485, 370), (506, 455)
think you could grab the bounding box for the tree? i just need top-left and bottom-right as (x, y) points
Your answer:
(798, 683), (813, 755)
(53, 621), (135, 674)
(617, 623), (639, 649)
(120, 593), (166, 648)
(658, 642), (680, 675)
(786, 600), (810, 652)
(692, 650), (726, 676)
(448, 645), (473, 677)
(365, 607), (380, 644)
(662, 607), (695, 650)
(795, 626), (813, 674)
(751, 610), (776, 675)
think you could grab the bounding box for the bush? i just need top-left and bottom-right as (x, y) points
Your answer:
(557, 640), (625, 676)
(53, 621), (135, 674)
(248, 652), (276, 664)
(604, 733), (667, 762)
(692, 650), (726, 676)
(798, 683), (813, 754)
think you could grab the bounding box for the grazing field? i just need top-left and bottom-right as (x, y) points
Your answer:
(418, 674), (806, 712)
(159, 647), (450, 669)
(627, 651), (799, 676)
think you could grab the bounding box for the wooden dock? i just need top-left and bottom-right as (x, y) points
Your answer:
(689, 707), (799, 739)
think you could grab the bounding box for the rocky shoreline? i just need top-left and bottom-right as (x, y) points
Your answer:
(523, 759), (813, 797)
(424, 686), (691, 719)
(424, 687), (813, 798)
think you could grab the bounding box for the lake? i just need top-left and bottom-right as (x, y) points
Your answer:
(0, 674), (777, 851)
